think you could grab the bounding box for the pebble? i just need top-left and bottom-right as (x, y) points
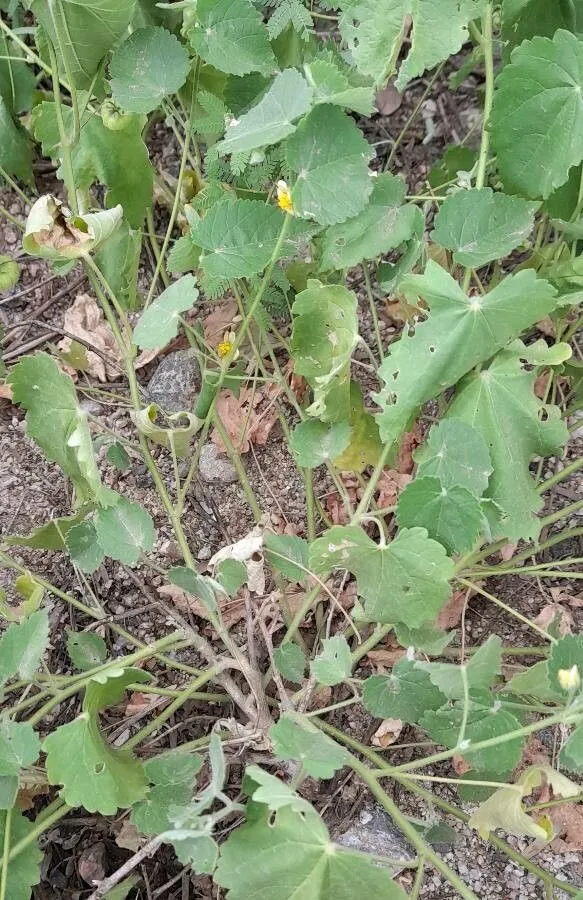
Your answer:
(198, 442), (238, 484)
(146, 350), (200, 413)
(336, 804), (413, 862)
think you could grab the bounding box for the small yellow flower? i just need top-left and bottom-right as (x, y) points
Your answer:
(276, 179), (294, 214)
(217, 330), (239, 360)
(558, 665), (581, 692)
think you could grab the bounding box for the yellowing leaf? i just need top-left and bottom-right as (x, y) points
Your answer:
(23, 196), (122, 260)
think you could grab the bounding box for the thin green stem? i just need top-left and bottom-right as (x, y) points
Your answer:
(45, 36), (78, 214)
(0, 809), (11, 900)
(48, 0), (80, 147)
(351, 624), (393, 664)
(538, 455), (583, 492)
(3, 802), (70, 870)
(457, 578), (556, 642)
(362, 263), (383, 362)
(0, 204), (24, 230)
(212, 414), (263, 522)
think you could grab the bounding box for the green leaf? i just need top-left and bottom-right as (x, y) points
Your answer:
(311, 636), (352, 686)
(134, 275), (198, 349)
(501, 0), (578, 55)
(216, 559), (247, 596)
(66, 630), (108, 671)
(102, 876), (140, 900)
(167, 235), (201, 274)
(339, 0), (483, 89)
(285, 105), (374, 225)
(363, 658), (446, 724)
(244, 765), (312, 814)
(266, 0), (313, 40)
(270, 713), (348, 778)
(291, 280), (358, 422)
(215, 804), (408, 900)
(31, 0), (136, 89)
(188, 0), (276, 76)
(396, 476), (484, 554)
(13, 574), (43, 615)
(23, 195), (123, 260)
(0, 778), (17, 811)
(43, 712), (147, 814)
(132, 751), (202, 835)
(394, 622), (455, 656)
(0, 255), (19, 291)
(33, 103), (153, 228)
(191, 199), (314, 280)
(0, 97), (32, 185)
(168, 566), (219, 618)
(288, 420), (351, 468)
(309, 525), (453, 627)
(217, 68), (312, 155)
(427, 145), (478, 191)
(66, 522), (106, 573)
(560, 723), (583, 772)
(170, 832), (219, 873)
(84, 667), (152, 714)
(95, 497), (155, 565)
(0, 611), (49, 684)
(303, 58), (374, 115)
(547, 633), (583, 694)
(414, 419), (492, 497)
(445, 340), (569, 541)
(107, 442), (131, 471)
(274, 643), (306, 683)
(0, 33), (36, 115)
(490, 29), (583, 199)
(431, 188), (538, 267)
(421, 703), (524, 775)
(132, 405), (198, 457)
(374, 264), (558, 446)
(506, 661), (563, 703)
(320, 173), (423, 269)
(110, 27), (191, 114)
(264, 533), (308, 585)
(417, 636), (502, 700)
(0, 810), (42, 899)
(94, 222), (142, 310)
(0, 720), (40, 776)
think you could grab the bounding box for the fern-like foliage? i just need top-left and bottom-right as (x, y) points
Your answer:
(264, 0), (313, 39)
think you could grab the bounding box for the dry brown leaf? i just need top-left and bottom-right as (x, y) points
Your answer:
(536, 316), (556, 338)
(115, 820), (142, 852)
(310, 684), (332, 710)
(124, 691), (165, 717)
(212, 386), (279, 453)
(534, 603), (573, 635)
(549, 802), (583, 851)
(452, 754), (471, 776)
(59, 293), (122, 382)
(375, 80), (402, 115)
(435, 587), (473, 630)
(134, 347), (162, 370)
(158, 582), (247, 629)
(0, 382), (13, 401)
(203, 300), (238, 346)
(371, 718), (403, 747)
(549, 587), (583, 608)
(399, 425), (423, 474)
(16, 780), (49, 811)
(365, 646), (406, 669)
(385, 294), (421, 324)
(534, 372), (551, 399)
(375, 469), (411, 508)
(78, 842), (107, 885)
(499, 542), (518, 562)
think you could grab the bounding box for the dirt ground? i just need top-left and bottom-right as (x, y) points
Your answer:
(1, 53), (583, 900)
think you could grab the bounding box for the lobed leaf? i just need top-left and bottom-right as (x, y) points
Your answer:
(363, 658), (446, 724)
(270, 714), (348, 778)
(188, 0), (276, 76)
(94, 497), (155, 566)
(310, 636), (352, 686)
(110, 27), (191, 114)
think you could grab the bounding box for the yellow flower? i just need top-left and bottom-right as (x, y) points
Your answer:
(558, 665), (581, 692)
(217, 330), (239, 360)
(276, 179), (294, 214)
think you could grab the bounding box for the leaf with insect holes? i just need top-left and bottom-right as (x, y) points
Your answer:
(32, 103), (153, 228)
(288, 420), (351, 468)
(421, 701), (524, 775)
(8, 353), (110, 504)
(303, 58), (375, 115)
(110, 27), (191, 114)
(216, 68), (312, 155)
(131, 751), (202, 835)
(445, 340), (569, 542)
(215, 803), (409, 900)
(270, 714), (348, 778)
(309, 525), (453, 627)
(363, 658), (446, 724)
(285, 105), (374, 225)
(66, 522), (105, 574)
(43, 713), (147, 815)
(414, 419), (492, 497)
(4, 507), (92, 552)
(396, 476), (484, 554)
(274, 643), (306, 683)
(291, 280), (358, 423)
(95, 497), (155, 566)
(469, 765), (580, 840)
(432, 188), (539, 268)
(188, 0), (276, 76)
(264, 533), (309, 585)
(0, 810), (42, 898)
(310, 636), (352, 686)
(0, 611), (49, 685)
(190, 199), (316, 281)
(374, 263), (559, 446)
(320, 173), (423, 270)
(0, 98), (32, 185)
(547, 634), (583, 694)
(0, 721), (40, 776)
(339, 0), (483, 89)
(66, 630), (108, 671)
(133, 275), (198, 349)
(31, 0), (135, 89)
(244, 765), (312, 814)
(490, 30), (583, 199)
(417, 635), (502, 700)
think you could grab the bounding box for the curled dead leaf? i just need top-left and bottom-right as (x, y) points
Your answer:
(534, 603), (573, 635)
(371, 718), (403, 748)
(375, 80), (402, 116)
(376, 468), (411, 508)
(203, 300), (238, 346)
(59, 293), (123, 382)
(158, 581), (247, 629)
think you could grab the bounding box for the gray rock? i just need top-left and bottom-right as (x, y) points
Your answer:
(198, 443), (238, 484)
(146, 350), (200, 413)
(336, 805), (413, 863)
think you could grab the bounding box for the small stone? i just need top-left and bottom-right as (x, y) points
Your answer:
(146, 350), (200, 413)
(336, 804), (413, 863)
(79, 398), (102, 416)
(198, 443), (238, 484)
(197, 546), (212, 561)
